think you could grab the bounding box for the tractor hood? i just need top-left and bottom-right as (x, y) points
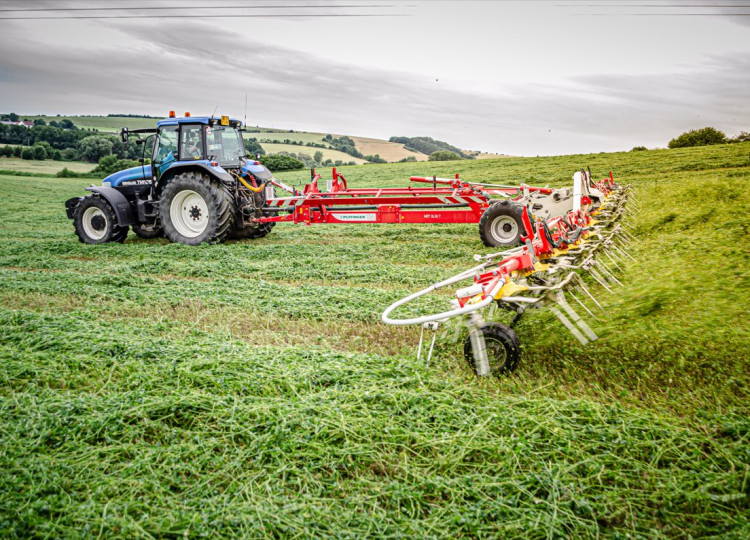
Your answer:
(103, 165), (153, 187)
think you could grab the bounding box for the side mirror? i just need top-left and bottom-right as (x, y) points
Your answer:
(120, 127), (129, 143)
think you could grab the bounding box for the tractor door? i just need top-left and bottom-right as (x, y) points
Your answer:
(179, 124), (205, 161)
(152, 125), (178, 182)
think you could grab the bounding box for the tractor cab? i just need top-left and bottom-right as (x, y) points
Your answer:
(150, 113), (246, 182)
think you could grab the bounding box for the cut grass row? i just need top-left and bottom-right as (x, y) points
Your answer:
(1, 309), (747, 537)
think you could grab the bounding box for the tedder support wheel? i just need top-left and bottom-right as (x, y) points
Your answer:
(73, 195), (129, 244)
(159, 171), (234, 245)
(478, 200), (525, 248)
(463, 322), (521, 376)
(132, 223), (163, 239)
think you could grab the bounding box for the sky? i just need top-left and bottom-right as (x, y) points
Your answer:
(0, 0), (748, 156)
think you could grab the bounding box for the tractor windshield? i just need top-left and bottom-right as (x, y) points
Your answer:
(206, 126), (244, 167)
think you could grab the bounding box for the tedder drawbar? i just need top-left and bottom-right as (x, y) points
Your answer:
(260, 167), (610, 248)
(382, 170), (636, 376)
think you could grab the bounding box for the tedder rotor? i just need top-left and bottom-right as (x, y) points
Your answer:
(382, 169), (636, 376)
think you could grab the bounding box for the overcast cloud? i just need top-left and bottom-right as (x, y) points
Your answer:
(0, 0), (748, 155)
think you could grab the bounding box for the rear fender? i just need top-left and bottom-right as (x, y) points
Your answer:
(157, 163), (234, 193)
(84, 186), (136, 226)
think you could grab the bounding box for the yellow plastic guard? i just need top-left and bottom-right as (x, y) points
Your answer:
(220, 115), (229, 126)
(494, 280), (529, 299)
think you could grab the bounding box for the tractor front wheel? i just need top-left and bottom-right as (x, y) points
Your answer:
(463, 322), (520, 376)
(73, 195), (129, 244)
(478, 201), (525, 247)
(159, 172), (234, 245)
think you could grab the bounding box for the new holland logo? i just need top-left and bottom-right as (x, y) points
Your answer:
(331, 213), (377, 222)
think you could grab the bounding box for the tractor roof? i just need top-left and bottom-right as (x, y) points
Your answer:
(156, 116), (242, 127)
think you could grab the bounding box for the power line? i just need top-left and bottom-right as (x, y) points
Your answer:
(0, 4), (401, 12)
(0, 13), (409, 20)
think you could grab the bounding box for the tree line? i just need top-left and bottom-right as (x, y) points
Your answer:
(389, 136), (472, 159)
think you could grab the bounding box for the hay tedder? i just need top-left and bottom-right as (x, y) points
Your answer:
(382, 169), (635, 376)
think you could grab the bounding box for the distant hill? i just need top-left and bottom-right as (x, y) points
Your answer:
(20, 115), (435, 164)
(388, 136), (472, 159)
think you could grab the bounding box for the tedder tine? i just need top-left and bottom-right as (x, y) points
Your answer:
(573, 275), (606, 313)
(588, 268), (614, 293)
(550, 306), (589, 346)
(469, 328), (491, 376)
(596, 260), (624, 287)
(426, 331), (438, 364)
(568, 289), (600, 322)
(556, 291), (598, 342)
(416, 325), (425, 361)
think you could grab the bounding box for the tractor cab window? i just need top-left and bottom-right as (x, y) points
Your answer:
(205, 125), (244, 167)
(154, 126), (178, 165)
(180, 125), (204, 160)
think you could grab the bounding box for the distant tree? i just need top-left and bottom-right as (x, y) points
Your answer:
(0, 146), (12, 157)
(34, 119), (46, 126)
(668, 127), (726, 148)
(92, 154), (141, 175)
(428, 150), (461, 161)
(631, 146), (647, 152)
(56, 167), (78, 178)
(244, 137), (265, 156)
(61, 148), (78, 161)
(399, 156), (417, 162)
(33, 145), (48, 160)
(13, 146), (22, 157)
(365, 154), (387, 163)
(77, 136), (113, 162)
(258, 154), (304, 171)
(60, 119), (76, 130)
(322, 158), (333, 167)
(8, 113), (19, 122)
(21, 148), (34, 160)
(49, 120), (60, 128)
(730, 131), (750, 143)
(34, 141), (53, 154)
(313, 150), (323, 164)
(51, 149), (62, 161)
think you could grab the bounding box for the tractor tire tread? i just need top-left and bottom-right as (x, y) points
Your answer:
(160, 171), (235, 245)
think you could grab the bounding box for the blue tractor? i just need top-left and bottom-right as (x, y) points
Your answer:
(65, 112), (276, 245)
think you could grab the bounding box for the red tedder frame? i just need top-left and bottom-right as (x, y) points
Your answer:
(258, 168), (549, 227)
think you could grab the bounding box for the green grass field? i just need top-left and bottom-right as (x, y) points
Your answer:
(0, 143), (748, 537)
(0, 157), (95, 174)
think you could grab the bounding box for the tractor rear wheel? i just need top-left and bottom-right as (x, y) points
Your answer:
(73, 195), (129, 244)
(159, 172), (234, 245)
(463, 322), (520, 376)
(478, 201), (524, 247)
